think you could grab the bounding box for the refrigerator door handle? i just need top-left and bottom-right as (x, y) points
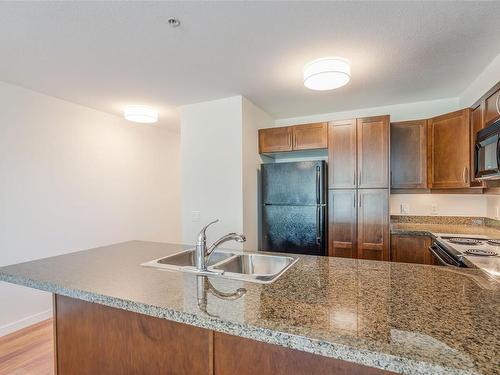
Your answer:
(315, 166), (320, 205)
(316, 204), (321, 246)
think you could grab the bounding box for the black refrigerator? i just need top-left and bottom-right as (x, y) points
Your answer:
(260, 161), (327, 256)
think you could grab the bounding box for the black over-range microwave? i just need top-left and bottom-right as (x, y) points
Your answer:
(475, 118), (500, 180)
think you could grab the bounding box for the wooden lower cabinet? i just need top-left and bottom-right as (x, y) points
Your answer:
(53, 295), (393, 375)
(328, 189), (389, 260)
(214, 332), (393, 375)
(328, 189), (357, 258)
(357, 189), (389, 261)
(390, 235), (433, 265)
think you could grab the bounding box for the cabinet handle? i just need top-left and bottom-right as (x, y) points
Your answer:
(496, 93), (500, 115)
(463, 167), (469, 184)
(359, 195), (362, 208)
(358, 171), (362, 186)
(353, 171), (356, 186)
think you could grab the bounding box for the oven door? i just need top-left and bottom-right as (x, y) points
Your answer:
(475, 126), (500, 180)
(429, 243), (465, 267)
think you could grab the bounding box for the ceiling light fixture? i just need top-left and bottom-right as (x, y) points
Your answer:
(124, 106), (158, 124)
(303, 57), (351, 91)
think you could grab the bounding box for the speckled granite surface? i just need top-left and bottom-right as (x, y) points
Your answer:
(390, 222), (500, 237)
(391, 216), (488, 226)
(1, 241), (499, 374)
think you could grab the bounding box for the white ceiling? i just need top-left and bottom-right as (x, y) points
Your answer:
(0, 1), (499, 129)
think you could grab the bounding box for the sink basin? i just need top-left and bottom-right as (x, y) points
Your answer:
(156, 249), (234, 268)
(212, 253), (298, 283)
(142, 249), (299, 284)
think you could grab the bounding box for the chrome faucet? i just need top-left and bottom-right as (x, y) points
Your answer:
(195, 220), (246, 271)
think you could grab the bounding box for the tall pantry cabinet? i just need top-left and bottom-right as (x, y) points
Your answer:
(328, 115), (390, 261)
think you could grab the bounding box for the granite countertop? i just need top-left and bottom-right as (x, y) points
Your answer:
(391, 222), (500, 238)
(391, 223), (500, 280)
(1, 241), (499, 375)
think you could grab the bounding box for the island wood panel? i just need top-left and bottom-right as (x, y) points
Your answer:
(357, 116), (389, 189)
(484, 86), (500, 125)
(428, 109), (471, 189)
(357, 189), (389, 261)
(258, 127), (293, 153)
(390, 120), (428, 189)
(328, 119), (357, 188)
(292, 122), (327, 150)
(470, 104), (486, 187)
(390, 235), (433, 265)
(328, 189), (357, 258)
(54, 295), (212, 375)
(213, 332), (395, 375)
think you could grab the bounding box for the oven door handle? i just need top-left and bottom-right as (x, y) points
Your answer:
(429, 245), (456, 268)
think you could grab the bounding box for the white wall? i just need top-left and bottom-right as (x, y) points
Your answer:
(0, 81), (181, 335)
(242, 98), (273, 250)
(181, 96), (244, 247)
(275, 97), (459, 127)
(460, 53), (500, 107)
(390, 194), (487, 217)
(486, 195), (500, 219)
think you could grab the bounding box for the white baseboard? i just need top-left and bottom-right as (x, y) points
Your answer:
(0, 309), (53, 337)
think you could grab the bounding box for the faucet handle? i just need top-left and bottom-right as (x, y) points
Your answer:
(197, 219), (219, 243)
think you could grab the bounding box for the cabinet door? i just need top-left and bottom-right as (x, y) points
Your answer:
(328, 190), (357, 258)
(357, 189), (389, 261)
(390, 120), (427, 189)
(357, 116), (389, 188)
(390, 235), (432, 264)
(470, 105), (485, 187)
(328, 119), (357, 189)
(484, 88), (500, 125)
(259, 127), (293, 153)
(292, 123), (327, 150)
(428, 109), (471, 188)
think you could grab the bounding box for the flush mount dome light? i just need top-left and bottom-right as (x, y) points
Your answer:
(303, 57), (351, 91)
(123, 106), (158, 123)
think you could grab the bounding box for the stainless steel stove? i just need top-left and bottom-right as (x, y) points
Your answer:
(432, 234), (500, 279)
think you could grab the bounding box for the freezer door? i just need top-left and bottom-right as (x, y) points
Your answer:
(261, 161), (326, 205)
(261, 204), (325, 256)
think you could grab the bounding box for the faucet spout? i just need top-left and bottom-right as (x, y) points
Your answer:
(206, 233), (246, 257)
(194, 220), (246, 272)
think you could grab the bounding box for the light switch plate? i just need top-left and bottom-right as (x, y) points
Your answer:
(400, 203), (410, 215)
(191, 211), (201, 222)
(431, 204), (438, 215)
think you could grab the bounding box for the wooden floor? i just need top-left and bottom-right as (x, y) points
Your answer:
(0, 319), (54, 375)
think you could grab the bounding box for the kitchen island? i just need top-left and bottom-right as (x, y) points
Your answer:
(0, 241), (498, 375)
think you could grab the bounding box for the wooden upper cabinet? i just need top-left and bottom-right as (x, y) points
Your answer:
(292, 123), (327, 150)
(259, 127), (293, 153)
(258, 123), (326, 153)
(357, 189), (389, 261)
(470, 104), (485, 187)
(328, 119), (357, 188)
(390, 235), (432, 265)
(357, 116), (389, 189)
(328, 190), (357, 258)
(390, 120), (428, 189)
(428, 109), (471, 189)
(484, 87), (500, 126)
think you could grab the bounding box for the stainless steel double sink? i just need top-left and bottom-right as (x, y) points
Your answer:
(141, 249), (299, 284)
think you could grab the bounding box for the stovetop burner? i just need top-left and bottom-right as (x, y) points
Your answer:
(447, 238), (483, 245)
(487, 239), (500, 246)
(464, 248), (498, 256)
